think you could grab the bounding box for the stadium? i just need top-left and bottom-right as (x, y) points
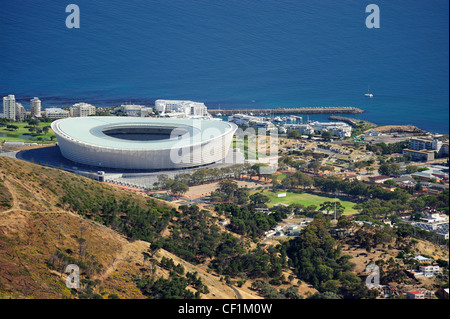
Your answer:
(51, 117), (237, 170)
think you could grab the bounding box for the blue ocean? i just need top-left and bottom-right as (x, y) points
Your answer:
(0, 0), (448, 133)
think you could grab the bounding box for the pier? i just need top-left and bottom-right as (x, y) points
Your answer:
(208, 106), (363, 116)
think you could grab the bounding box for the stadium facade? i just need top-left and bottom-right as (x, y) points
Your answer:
(51, 117), (237, 170)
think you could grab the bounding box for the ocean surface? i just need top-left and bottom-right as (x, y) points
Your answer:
(0, 0), (448, 133)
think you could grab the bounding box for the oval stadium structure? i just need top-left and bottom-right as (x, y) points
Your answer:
(51, 117), (237, 170)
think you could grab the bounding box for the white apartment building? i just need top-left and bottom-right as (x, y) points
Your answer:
(285, 121), (352, 137)
(44, 108), (69, 119)
(15, 103), (26, 122)
(309, 121), (352, 138)
(228, 114), (258, 126)
(155, 99), (208, 117)
(70, 103), (96, 117)
(285, 123), (315, 135)
(30, 97), (42, 118)
(228, 114), (276, 132)
(2, 95), (16, 120)
(409, 137), (442, 154)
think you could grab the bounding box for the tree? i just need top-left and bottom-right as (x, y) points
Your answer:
(170, 181), (189, 197)
(290, 203), (306, 215)
(383, 180), (397, 187)
(156, 174), (169, 189)
(6, 124), (18, 130)
(378, 163), (400, 176)
(308, 160), (321, 174)
(218, 180), (239, 198)
(337, 216), (353, 230)
(319, 201), (344, 219)
(287, 130), (301, 139)
(414, 180), (423, 192)
(234, 187), (250, 205)
(308, 291), (341, 299)
(321, 131), (332, 141)
(406, 165), (419, 174)
(249, 193), (270, 207)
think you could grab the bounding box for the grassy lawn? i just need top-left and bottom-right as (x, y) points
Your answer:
(0, 121), (56, 143)
(233, 134), (274, 160)
(233, 135), (259, 160)
(258, 190), (360, 215)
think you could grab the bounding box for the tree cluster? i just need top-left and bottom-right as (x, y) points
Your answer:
(214, 203), (286, 239)
(283, 216), (374, 299)
(366, 141), (409, 155)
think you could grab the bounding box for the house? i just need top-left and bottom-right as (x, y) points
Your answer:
(406, 291), (425, 299)
(414, 255), (433, 264)
(406, 270), (424, 279)
(273, 203), (289, 208)
(393, 176), (417, 189)
(419, 265), (440, 277)
(421, 211), (447, 223)
(288, 230), (301, 236)
(368, 175), (391, 184)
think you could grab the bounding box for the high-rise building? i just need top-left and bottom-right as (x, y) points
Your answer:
(15, 103), (26, 121)
(30, 97), (42, 118)
(2, 95), (16, 120)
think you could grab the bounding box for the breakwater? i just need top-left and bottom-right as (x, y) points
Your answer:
(208, 106), (363, 116)
(328, 116), (376, 128)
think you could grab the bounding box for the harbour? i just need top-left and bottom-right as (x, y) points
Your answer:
(208, 106), (363, 116)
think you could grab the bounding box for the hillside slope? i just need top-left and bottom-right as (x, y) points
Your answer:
(0, 156), (258, 299)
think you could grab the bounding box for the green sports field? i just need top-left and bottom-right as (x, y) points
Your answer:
(260, 191), (359, 215)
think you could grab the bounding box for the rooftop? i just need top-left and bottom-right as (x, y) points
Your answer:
(52, 117), (235, 150)
(369, 175), (390, 180)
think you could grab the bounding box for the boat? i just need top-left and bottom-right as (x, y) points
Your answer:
(365, 86), (374, 98)
(273, 116), (283, 122)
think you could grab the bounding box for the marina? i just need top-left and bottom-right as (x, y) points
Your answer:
(208, 106), (363, 116)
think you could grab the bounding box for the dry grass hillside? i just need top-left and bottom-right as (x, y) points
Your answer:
(0, 156), (257, 299)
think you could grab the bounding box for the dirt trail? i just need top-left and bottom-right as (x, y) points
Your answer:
(1, 180), (19, 215)
(94, 240), (150, 282)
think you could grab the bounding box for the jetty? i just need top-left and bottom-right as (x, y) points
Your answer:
(208, 106), (363, 116)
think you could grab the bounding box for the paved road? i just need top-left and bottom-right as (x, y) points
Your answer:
(227, 284), (243, 299)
